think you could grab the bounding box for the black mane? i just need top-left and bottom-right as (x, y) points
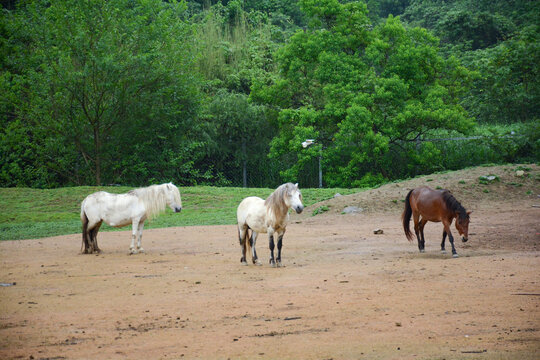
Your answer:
(441, 190), (468, 220)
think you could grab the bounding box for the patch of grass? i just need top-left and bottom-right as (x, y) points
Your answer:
(426, 178), (433, 182)
(478, 174), (500, 185)
(483, 189), (490, 193)
(312, 205), (330, 216)
(515, 165), (532, 172)
(458, 180), (466, 184)
(435, 186), (443, 190)
(0, 186), (361, 241)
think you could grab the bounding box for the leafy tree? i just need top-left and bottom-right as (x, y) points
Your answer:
(402, 0), (519, 51)
(192, 2), (286, 186)
(366, 0), (410, 24)
(193, 2), (280, 95)
(253, 0), (474, 187)
(1, 0), (204, 186)
(204, 90), (275, 187)
(463, 26), (539, 123)
(402, 0), (539, 124)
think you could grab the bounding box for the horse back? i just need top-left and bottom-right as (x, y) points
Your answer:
(82, 191), (144, 227)
(411, 187), (451, 222)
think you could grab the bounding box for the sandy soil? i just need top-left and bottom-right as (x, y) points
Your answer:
(1, 165), (539, 359)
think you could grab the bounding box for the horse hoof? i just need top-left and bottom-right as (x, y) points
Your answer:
(254, 260), (262, 266)
(241, 261), (248, 266)
(441, 250), (447, 254)
(419, 249), (425, 253)
(452, 253), (459, 258)
(270, 260), (276, 267)
(138, 248), (145, 253)
(276, 261), (282, 267)
(129, 249), (137, 255)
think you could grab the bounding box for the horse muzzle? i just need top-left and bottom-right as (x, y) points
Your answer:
(295, 206), (304, 214)
(174, 206), (182, 213)
(462, 236), (468, 243)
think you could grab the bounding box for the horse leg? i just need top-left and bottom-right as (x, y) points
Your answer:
(90, 221), (102, 254)
(136, 221), (145, 253)
(412, 213), (422, 252)
(82, 203), (103, 254)
(129, 219), (140, 254)
(81, 213), (90, 254)
(250, 231), (261, 265)
(82, 225), (92, 254)
(268, 230), (276, 267)
(418, 219), (427, 253)
(275, 230), (285, 267)
(443, 221), (458, 258)
(441, 231), (447, 253)
(84, 219), (101, 254)
(238, 226), (248, 265)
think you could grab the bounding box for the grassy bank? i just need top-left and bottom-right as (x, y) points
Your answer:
(0, 186), (362, 241)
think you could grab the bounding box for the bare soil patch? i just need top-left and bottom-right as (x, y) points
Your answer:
(1, 165), (539, 359)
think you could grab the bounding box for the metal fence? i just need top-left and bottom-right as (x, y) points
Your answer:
(221, 133), (530, 188)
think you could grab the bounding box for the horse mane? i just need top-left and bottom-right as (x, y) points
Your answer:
(129, 184), (169, 220)
(441, 190), (468, 220)
(264, 183), (294, 220)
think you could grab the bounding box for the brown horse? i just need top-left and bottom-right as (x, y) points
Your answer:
(402, 186), (471, 258)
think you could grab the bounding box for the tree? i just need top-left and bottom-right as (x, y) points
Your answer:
(192, 2), (286, 186)
(204, 90), (272, 187)
(401, 0), (539, 124)
(1, 0), (203, 186)
(464, 26), (539, 123)
(253, 0), (474, 187)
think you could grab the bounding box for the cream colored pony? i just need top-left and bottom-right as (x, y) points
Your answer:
(80, 183), (182, 254)
(237, 183), (304, 267)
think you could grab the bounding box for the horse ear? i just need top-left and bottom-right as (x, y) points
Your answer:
(294, 183), (299, 189)
(467, 211), (472, 215)
(167, 183), (171, 190)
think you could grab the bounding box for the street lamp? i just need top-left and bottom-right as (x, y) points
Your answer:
(302, 139), (322, 188)
(302, 139), (315, 148)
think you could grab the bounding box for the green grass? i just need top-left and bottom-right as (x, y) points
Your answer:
(311, 205), (330, 216)
(0, 186), (361, 241)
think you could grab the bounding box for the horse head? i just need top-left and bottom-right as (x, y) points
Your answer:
(165, 183), (182, 213)
(285, 183), (304, 214)
(455, 210), (472, 242)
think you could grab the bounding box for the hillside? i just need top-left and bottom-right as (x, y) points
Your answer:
(302, 164), (539, 217)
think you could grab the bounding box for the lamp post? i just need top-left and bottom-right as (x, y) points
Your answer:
(302, 139), (322, 188)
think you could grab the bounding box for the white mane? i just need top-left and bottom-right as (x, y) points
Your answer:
(129, 184), (169, 219)
(264, 182), (295, 226)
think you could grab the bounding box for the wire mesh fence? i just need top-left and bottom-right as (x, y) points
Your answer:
(213, 133), (533, 188)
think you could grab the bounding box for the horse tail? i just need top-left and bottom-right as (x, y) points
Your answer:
(402, 189), (414, 242)
(81, 205), (89, 253)
(238, 224), (250, 247)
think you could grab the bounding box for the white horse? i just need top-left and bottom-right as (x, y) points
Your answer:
(237, 183), (304, 267)
(80, 183), (182, 254)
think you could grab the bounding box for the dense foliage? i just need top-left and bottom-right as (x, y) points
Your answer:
(1, 0), (538, 188)
(254, 0), (475, 186)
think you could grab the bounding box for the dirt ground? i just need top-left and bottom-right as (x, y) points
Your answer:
(1, 165), (539, 359)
